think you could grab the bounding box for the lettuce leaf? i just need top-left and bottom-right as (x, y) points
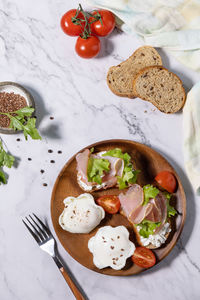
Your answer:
(143, 184), (159, 206)
(164, 192), (177, 217)
(87, 157), (110, 185)
(138, 220), (161, 238)
(102, 148), (140, 189)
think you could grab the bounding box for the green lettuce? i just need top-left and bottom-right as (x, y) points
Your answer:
(102, 148), (140, 189)
(143, 184), (159, 206)
(87, 157), (110, 185)
(164, 192), (177, 217)
(138, 220), (161, 238)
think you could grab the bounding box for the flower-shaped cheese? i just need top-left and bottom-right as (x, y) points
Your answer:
(59, 193), (105, 233)
(88, 225), (135, 270)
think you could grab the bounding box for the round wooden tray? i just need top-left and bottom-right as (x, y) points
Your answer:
(51, 139), (186, 276)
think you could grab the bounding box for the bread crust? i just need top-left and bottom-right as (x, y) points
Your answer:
(132, 65), (186, 113)
(107, 46), (162, 98)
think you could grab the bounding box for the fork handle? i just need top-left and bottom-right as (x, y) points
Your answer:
(60, 267), (86, 300)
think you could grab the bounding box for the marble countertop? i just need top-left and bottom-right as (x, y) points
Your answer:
(0, 0), (200, 299)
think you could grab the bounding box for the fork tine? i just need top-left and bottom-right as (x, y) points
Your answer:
(22, 219), (41, 243)
(25, 217), (44, 241)
(33, 213), (52, 237)
(29, 215), (48, 239)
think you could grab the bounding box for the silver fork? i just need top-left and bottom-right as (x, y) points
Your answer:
(22, 213), (87, 300)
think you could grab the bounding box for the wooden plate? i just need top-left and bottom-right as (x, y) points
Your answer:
(51, 139), (186, 276)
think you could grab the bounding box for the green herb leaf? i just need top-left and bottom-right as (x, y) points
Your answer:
(0, 142), (15, 168)
(15, 107), (34, 117)
(138, 220), (161, 238)
(103, 148), (140, 189)
(87, 157), (110, 184)
(164, 192), (177, 217)
(0, 170), (6, 184)
(9, 116), (23, 131)
(0, 107), (41, 141)
(143, 184), (159, 206)
(23, 118), (42, 140)
(0, 141), (15, 185)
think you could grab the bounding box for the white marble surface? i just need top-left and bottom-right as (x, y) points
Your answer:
(0, 0), (200, 299)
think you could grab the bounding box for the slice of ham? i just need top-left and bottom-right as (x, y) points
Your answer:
(145, 198), (162, 223)
(94, 152), (124, 180)
(119, 185), (167, 232)
(129, 202), (154, 224)
(76, 149), (91, 185)
(119, 184), (144, 218)
(153, 192), (167, 234)
(76, 149), (124, 187)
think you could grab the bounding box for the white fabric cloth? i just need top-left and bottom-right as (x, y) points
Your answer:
(183, 81), (200, 194)
(86, 0), (200, 72)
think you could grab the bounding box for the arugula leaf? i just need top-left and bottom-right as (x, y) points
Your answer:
(143, 184), (159, 206)
(103, 148), (140, 189)
(164, 192), (177, 217)
(0, 107), (42, 140)
(87, 157), (110, 184)
(138, 219), (161, 238)
(0, 170), (6, 184)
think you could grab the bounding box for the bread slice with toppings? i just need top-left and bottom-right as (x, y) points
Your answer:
(107, 46), (162, 98)
(133, 219), (172, 249)
(132, 66), (186, 113)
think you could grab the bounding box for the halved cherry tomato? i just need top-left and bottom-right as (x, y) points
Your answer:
(155, 171), (177, 193)
(96, 195), (120, 214)
(90, 10), (115, 37)
(61, 9), (84, 36)
(132, 247), (156, 268)
(75, 35), (101, 59)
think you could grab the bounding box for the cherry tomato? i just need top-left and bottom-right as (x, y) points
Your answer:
(90, 10), (115, 37)
(132, 247), (156, 268)
(75, 35), (101, 59)
(96, 195), (120, 214)
(61, 9), (84, 36)
(155, 171), (177, 193)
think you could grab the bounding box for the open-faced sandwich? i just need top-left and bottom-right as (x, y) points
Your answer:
(119, 183), (177, 249)
(76, 148), (139, 192)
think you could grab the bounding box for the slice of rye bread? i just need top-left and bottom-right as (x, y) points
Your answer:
(132, 66), (186, 113)
(107, 46), (162, 98)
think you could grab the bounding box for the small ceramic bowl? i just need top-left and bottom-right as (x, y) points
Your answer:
(0, 81), (35, 134)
